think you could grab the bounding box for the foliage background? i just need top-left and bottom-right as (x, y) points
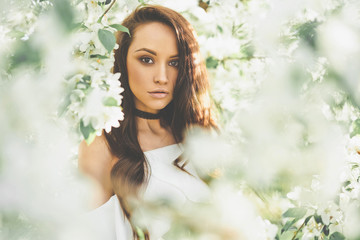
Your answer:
(1, 0), (360, 239)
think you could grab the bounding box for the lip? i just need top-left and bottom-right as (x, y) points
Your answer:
(148, 89), (169, 99)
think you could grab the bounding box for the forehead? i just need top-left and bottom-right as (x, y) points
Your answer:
(129, 22), (178, 54)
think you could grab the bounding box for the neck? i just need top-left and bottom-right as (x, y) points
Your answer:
(136, 117), (176, 152)
(136, 117), (161, 132)
(134, 109), (161, 120)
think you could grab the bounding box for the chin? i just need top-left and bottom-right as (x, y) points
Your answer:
(151, 102), (172, 112)
(154, 105), (168, 112)
(137, 99), (172, 113)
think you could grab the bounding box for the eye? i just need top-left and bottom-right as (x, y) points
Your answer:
(169, 60), (179, 67)
(140, 57), (154, 64)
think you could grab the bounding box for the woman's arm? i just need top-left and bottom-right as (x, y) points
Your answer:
(78, 134), (115, 208)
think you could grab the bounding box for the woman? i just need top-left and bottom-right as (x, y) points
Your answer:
(79, 4), (217, 240)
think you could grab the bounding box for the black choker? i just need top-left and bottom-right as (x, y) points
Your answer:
(134, 109), (161, 120)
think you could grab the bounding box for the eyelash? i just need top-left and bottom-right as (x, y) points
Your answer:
(169, 60), (179, 67)
(140, 57), (154, 64)
(139, 57), (179, 67)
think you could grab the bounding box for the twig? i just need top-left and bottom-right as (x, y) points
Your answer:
(98, 0), (117, 23)
(291, 219), (306, 240)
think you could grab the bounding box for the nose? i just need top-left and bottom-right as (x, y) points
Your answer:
(154, 63), (168, 84)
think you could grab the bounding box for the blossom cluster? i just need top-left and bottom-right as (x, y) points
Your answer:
(1, 0), (360, 240)
(65, 0), (126, 142)
(279, 135), (360, 240)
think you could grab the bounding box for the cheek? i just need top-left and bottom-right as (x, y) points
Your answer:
(127, 59), (145, 90)
(169, 69), (178, 88)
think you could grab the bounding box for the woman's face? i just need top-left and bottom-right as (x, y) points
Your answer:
(126, 22), (179, 114)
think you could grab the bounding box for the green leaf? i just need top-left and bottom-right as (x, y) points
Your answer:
(322, 224), (330, 236)
(53, 0), (74, 32)
(279, 231), (295, 240)
(98, 0), (111, 5)
(7, 30), (25, 39)
(136, 227), (145, 240)
(98, 29), (116, 53)
(350, 119), (360, 138)
(243, 43), (255, 59)
(206, 56), (219, 69)
(295, 20), (320, 49)
(110, 24), (131, 36)
(76, 75), (91, 89)
(283, 207), (307, 221)
(343, 180), (351, 188)
(90, 54), (108, 59)
(103, 97), (118, 106)
(352, 164), (359, 170)
(58, 93), (71, 117)
(80, 120), (96, 144)
(314, 214), (323, 224)
(10, 40), (42, 70)
(304, 215), (312, 225)
(282, 219), (297, 233)
(71, 22), (83, 30)
(82, 75), (91, 81)
(329, 232), (345, 240)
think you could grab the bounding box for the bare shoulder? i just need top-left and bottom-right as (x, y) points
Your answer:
(78, 133), (117, 207)
(78, 134), (114, 176)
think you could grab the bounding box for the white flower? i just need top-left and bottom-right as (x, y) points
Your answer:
(256, 217), (278, 240)
(287, 187), (302, 201)
(311, 177), (321, 192)
(202, 35), (242, 60)
(70, 89), (85, 103)
(339, 193), (350, 210)
(103, 107), (123, 133)
(77, 32), (93, 52)
(318, 17), (360, 76)
(317, 201), (342, 226)
(211, 185), (271, 240)
(184, 128), (233, 177)
(301, 218), (321, 240)
(347, 136), (360, 161)
(342, 202), (360, 238)
(151, 0), (198, 12)
(345, 181), (360, 199)
(329, 220), (343, 235)
(82, 88), (106, 126)
(85, 0), (103, 24)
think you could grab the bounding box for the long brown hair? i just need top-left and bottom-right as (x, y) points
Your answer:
(104, 4), (217, 239)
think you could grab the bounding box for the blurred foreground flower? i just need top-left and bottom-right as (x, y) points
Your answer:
(1, 0), (360, 239)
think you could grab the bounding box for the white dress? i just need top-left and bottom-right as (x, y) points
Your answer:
(84, 144), (210, 240)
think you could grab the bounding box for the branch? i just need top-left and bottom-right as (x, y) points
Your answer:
(291, 218), (307, 240)
(98, 0), (117, 23)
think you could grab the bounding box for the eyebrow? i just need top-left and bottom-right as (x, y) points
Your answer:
(135, 48), (179, 58)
